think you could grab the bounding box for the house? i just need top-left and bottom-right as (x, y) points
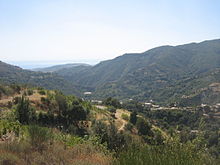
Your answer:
(144, 102), (153, 108)
(91, 100), (102, 104)
(84, 92), (92, 95)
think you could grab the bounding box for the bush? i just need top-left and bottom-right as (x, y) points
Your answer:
(27, 89), (33, 95)
(124, 123), (133, 132)
(121, 114), (129, 121)
(92, 121), (126, 152)
(108, 106), (116, 113)
(115, 142), (215, 165)
(38, 90), (46, 95)
(7, 101), (13, 108)
(136, 118), (152, 136)
(13, 96), (21, 104)
(103, 97), (121, 108)
(28, 125), (53, 153)
(0, 135), (112, 165)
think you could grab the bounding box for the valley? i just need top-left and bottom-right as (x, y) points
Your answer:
(1, 39), (220, 164)
(1, 0), (220, 164)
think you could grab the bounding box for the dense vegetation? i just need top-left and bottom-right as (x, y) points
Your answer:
(1, 39), (220, 164)
(52, 39), (220, 105)
(0, 61), (80, 95)
(1, 39), (220, 105)
(1, 84), (220, 164)
(32, 63), (91, 72)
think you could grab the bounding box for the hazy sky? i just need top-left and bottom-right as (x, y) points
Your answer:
(1, 0), (220, 63)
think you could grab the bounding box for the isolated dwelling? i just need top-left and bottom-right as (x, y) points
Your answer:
(84, 92), (92, 95)
(144, 102), (153, 108)
(91, 100), (102, 104)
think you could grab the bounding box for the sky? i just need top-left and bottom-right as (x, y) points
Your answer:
(0, 0), (220, 68)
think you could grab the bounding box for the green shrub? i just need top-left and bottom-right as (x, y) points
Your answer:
(103, 97), (121, 108)
(121, 114), (129, 121)
(27, 89), (33, 95)
(115, 142), (215, 165)
(136, 118), (152, 136)
(38, 90), (46, 95)
(28, 125), (53, 153)
(124, 123), (133, 132)
(108, 106), (116, 113)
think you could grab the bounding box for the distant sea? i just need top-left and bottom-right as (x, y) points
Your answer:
(5, 59), (101, 69)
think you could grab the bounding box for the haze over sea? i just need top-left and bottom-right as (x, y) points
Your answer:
(5, 59), (100, 69)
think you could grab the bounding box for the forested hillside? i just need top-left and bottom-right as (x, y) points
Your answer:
(54, 39), (220, 105)
(32, 63), (91, 72)
(1, 39), (220, 105)
(0, 61), (80, 95)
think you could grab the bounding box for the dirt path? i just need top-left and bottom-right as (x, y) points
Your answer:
(115, 109), (130, 131)
(94, 106), (130, 131)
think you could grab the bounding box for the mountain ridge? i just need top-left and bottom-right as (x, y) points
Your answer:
(32, 63), (91, 72)
(54, 39), (220, 105)
(1, 39), (220, 105)
(0, 61), (80, 95)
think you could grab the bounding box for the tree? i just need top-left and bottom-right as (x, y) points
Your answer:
(55, 93), (67, 114)
(103, 97), (121, 108)
(68, 103), (87, 121)
(55, 95), (72, 127)
(123, 100), (144, 112)
(16, 96), (36, 124)
(92, 121), (125, 152)
(92, 120), (108, 141)
(62, 99), (88, 127)
(136, 118), (152, 136)
(106, 123), (125, 152)
(208, 132), (219, 147)
(130, 111), (137, 125)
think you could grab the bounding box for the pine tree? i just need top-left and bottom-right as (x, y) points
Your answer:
(17, 96), (35, 124)
(130, 111), (137, 125)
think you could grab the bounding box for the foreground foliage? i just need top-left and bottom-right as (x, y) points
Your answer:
(115, 142), (215, 165)
(1, 85), (220, 164)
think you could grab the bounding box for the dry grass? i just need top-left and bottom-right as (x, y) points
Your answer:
(115, 109), (130, 131)
(0, 141), (113, 165)
(0, 90), (45, 106)
(93, 107), (131, 131)
(27, 91), (46, 102)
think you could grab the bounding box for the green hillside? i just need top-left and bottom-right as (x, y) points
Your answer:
(55, 39), (220, 105)
(0, 61), (80, 96)
(32, 63), (91, 72)
(1, 39), (220, 105)
(1, 84), (220, 164)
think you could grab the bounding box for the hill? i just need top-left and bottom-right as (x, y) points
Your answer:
(32, 63), (91, 72)
(0, 61), (80, 95)
(1, 84), (220, 164)
(55, 39), (220, 105)
(1, 39), (220, 105)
